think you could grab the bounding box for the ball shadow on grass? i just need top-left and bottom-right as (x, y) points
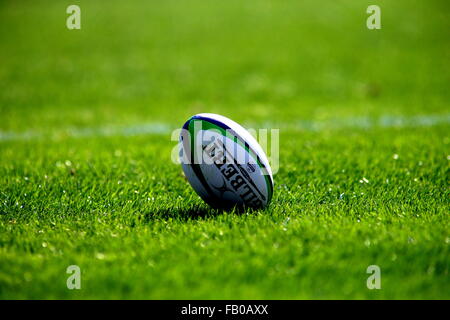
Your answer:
(141, 204), (254, 222)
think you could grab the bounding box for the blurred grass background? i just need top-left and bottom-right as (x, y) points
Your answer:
(1, 0), (449, 131)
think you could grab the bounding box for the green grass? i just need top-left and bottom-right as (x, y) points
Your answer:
(0, 0), (449, 299)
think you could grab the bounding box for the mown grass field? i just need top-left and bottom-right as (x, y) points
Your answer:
(0, 0), (449, 299)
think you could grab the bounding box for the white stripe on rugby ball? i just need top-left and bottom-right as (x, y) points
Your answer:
(180, 113), (274, 209)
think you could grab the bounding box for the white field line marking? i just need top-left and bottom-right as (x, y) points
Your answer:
(0, 114), (449, 142)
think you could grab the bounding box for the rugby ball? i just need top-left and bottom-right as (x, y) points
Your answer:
(179, 113), (273, 209)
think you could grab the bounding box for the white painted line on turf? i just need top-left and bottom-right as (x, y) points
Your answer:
(0, 123), (172, 142)
(0, 114), (449, 142)
(249, 114), (450, 131)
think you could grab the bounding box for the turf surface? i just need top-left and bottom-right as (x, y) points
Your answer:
(0, 0), (449, 299)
